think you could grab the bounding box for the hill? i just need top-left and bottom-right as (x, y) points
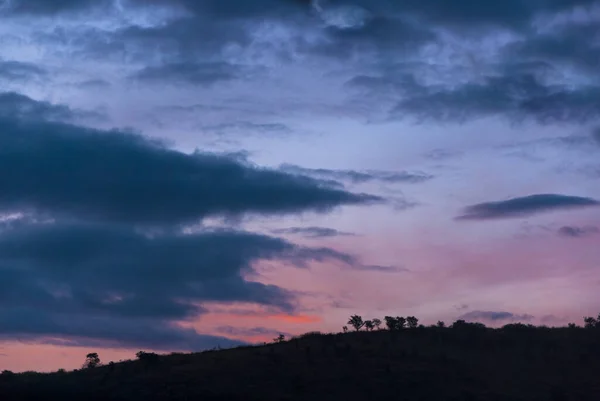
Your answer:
(1, 322), (600, 401)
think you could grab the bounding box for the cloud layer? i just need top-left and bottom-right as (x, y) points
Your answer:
(0, 93), (382, 350)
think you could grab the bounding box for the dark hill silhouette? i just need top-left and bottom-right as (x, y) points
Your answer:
(1, 316), (600, 401)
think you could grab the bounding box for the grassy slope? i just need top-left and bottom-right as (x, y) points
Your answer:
(1, 326), (599, 401)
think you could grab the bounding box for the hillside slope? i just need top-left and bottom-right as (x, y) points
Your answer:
(1, 326), (600, 401)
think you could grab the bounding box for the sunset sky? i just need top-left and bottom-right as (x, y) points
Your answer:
(1, 0), (599, 372)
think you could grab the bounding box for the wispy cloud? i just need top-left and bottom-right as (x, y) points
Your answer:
(459, 310), (534, 323)
(280, 164), (433, 185)
(271, 226), (356, 239)
(558, 225), (599, 238)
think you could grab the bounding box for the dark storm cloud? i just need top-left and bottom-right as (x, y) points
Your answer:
(0, 220), (353, 348)
(132, 62), (249, 86)
(457, 194), (600, 220)
(0, 60), (46, 81)
(558, 225), (599, 238)
(0, 222), (301, 314)
(0, 95), (380, 226)
(459, 310), (534, 323)
(271, 226), (356, 238)
(280, 164), (433, 185)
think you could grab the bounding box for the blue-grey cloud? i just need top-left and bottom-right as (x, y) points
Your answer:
(280, 163), (433, 185)
(8, 0), (596, 25)
(367, 73), (600, 124)
(459, 310), (534, 323)
(457, 194), (600, 220)
(593, 127), (600, 145)
(1, 0), (110, 15)
(0, 94), (380, 227)
(0, 60), (46, 81)
(352, 264), (409, 273)
(0, 309), (245, 351)
(271, 226), (356, 238)
(558, 225), (599, 238)
(202, 122), (292, 137)
(132, 62), (250, 86)
(509, 22), (600, 74)
(0, 219), (354, 348)
(8, 0), (596, 129)
(0, 92), (76, 122)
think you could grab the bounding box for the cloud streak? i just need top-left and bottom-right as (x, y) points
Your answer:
(458, 310), (534, 323)
(271, 226), (356, 239)
(457, 194), (600, 220)
(280, 164), (433, 185)
(558, 225), (599, 238)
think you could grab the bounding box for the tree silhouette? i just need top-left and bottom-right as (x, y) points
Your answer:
(364, 320), (374, 331)
(83, 353), (100, 369)
(348, 315), (365, 331)
(396, 316), (407, 329)
(274, 334), (286, 343)
(406, 316), (419, 328)
(372, 318), (382, 330)
(437, 321), (446, 328)
(384, 316), (397, 330)
(583, 315), (599, 329)
(342, 326), (348, 333)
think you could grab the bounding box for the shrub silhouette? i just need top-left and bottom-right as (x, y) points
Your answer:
(347, 315), (364, 331)
(136, 351), (160, 364)
(364, 320), (374, 331)
(372, 318), (382, 330)
(274, 334), (286, 343)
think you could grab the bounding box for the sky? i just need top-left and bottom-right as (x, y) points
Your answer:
(0, 0), (599, 372)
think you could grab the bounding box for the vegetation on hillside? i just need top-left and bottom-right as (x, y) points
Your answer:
(1, 314), (599, 401)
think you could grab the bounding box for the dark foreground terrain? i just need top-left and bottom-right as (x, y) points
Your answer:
(2, 323), (600, 401)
